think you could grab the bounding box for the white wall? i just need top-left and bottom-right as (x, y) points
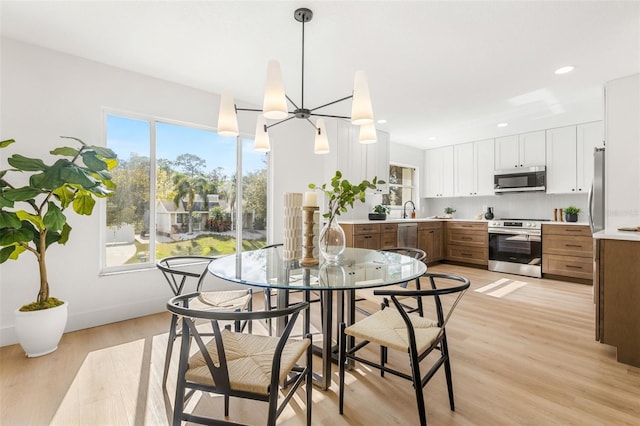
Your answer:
(0, 38), (320, 346)
(604, 73), (640, 229)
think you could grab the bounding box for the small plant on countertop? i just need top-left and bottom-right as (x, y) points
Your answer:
(564, 206), (581, 215)
(444, 207), (456, 214)
(373, 204), (389, 215)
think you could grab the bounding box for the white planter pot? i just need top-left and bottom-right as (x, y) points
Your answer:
(14, 301), (68, 357)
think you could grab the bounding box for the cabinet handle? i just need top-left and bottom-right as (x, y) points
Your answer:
(461, 237), (473, 240)
(566, 229), (583, 232)
(461, 253), (473, 257)
(572, 188), (575, 191)
(565, 244), (583, 248)
(566, 265), (583, 269)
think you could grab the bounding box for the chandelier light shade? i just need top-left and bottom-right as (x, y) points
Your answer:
(351, 71), (375, 125)
(217, 90), (239, 137)
(314, 118), (330, 154)
(254, 115), (271, 151)
(215, 8), (375, 154)
(358, 121), (377, 144)
(262, 60), (288, 120)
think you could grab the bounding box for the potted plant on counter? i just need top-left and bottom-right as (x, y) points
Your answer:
(0, 137), (118, 357)
(309, 171), (383, 261)
(564, 206), (580, 222)
(444, 207), (456, 218)
(369, 204), (389, 221)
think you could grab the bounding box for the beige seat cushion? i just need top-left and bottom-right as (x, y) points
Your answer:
(190, 290), (251, 311)
(186, 330), (310, 395)
(345, 308), (440, 353)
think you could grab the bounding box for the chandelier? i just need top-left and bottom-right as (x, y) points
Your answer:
(216, 8), (376, 154)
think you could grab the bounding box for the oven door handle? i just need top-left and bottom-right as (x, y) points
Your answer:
(488, 228), (541, 236)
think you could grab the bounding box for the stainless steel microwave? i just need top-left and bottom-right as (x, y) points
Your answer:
(494, 166), (546, 193)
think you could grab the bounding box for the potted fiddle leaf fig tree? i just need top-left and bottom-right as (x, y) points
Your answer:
(0, 137), (118, 357)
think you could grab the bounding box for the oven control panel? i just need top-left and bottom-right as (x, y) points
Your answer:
(489, 220), (544, 230)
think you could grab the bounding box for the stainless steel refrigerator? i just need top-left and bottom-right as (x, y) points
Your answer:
(588, 147), (605, 233)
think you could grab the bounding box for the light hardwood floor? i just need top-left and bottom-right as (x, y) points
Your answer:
(1, 263), (639, 425)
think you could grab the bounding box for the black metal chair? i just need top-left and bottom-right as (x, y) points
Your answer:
(355, 247), (427, 316)
(168, 293), (312, 426)
(157, 256), (253, 388)
(339, 273), (470, 426)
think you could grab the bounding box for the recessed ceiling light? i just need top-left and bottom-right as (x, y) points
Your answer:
(497, 122), (508, 128)
(377, 119), (387, 124)
(555, 66), (575, 75)
(428, 136), (436, 141)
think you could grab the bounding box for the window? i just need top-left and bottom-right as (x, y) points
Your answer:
(383, 164), (416, 207)
(104, 112), (268, 271)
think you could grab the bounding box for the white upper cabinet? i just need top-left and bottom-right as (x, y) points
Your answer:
(328, 120), (389, 194)
(495, 130), (546, 169)
(454, 138), (495, 197)
(546, 121), (603, 194)
(424, 146), (454, 198)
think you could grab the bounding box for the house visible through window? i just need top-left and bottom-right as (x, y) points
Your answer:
(104, 112), (268, 271)
(383, 164), (416, 207)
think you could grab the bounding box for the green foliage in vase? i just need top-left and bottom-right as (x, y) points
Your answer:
(444, 207), (456, 214)
(373, 204), (389, 214)
(564, 206), (580, 215)
(0, 137), (118, 310)
(308, 171), (384, 227)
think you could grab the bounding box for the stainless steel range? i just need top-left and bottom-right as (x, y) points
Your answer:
(488, 218), (548, 278)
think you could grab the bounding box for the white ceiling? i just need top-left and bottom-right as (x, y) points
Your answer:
(1, 1), (639, 149)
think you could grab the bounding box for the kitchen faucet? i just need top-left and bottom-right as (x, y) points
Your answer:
(402, 200), (416, 219)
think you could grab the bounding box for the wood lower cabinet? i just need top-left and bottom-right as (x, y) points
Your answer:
(418, 222), (443, 263)
(542, 224), (592, 280)
(444, 221), (488, 265)
(595, 238), (640, 367)
(341, 223), (398, 250)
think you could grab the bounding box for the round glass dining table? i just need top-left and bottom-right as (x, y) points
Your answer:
(208, 246), (427, 390)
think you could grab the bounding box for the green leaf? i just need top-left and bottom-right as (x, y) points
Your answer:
(0, 227), (33, 246)
(59, 222), (71, 245)
(0, 245), (16, 263)
(7, 154), (49, 172)
(72, 193), (96, 215)
(43, 202), (66, 232)
(0, 194), (14, 208)
(0, 210), (21, 229)
(0, 170), (7, 179)
(59, 161), (99, 189)
(0, 139), (16, 148)
(103, 157), (118, 171)
(2, 186), (44, 201)
(50, 146), (80, 157)
(81, 151), (107, 172)
(87, 145), (117, 159)
(60, 136), (87, 146)
(45, 229), (62, 249)
(52, 186), (75, 209)
(16, 210), (45, 230)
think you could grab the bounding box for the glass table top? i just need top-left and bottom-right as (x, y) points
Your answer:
(208, 246), (427, 290)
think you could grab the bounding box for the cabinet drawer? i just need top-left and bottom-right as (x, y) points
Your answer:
(353, 233), (380, 249)
(380, 232), (397, 249)
(446, 245), (488, 265)
(542, 224), (591, 237)
(353, 224), (381, 235)
(381, 223), (397, 233)
(447, 230), (487, 247)
(543, 235), (592, 257)
(418, 221), (442, 231)
(543, 254), (593, 280)
(446, 221), (487, 231)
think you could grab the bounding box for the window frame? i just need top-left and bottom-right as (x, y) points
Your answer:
(100, 108), (266, 274)
(385, 162), (418, 212)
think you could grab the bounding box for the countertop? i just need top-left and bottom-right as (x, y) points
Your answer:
(593, 228), (640, 241)
(338, 218), (590, 226)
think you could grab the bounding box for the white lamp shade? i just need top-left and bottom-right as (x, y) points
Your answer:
(217, 90), (239, 137)
(314, 118), (330, 154)
(351, 70), (374, 125)
(359, 122), (377, 144)
(254, 115), (271, 152)
(263, 60), (288, 120)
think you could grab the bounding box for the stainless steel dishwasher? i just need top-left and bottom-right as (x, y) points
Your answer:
(397, 222), (418, 248)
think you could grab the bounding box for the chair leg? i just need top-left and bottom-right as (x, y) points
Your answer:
(441, 334), (455, 411)
(264, 289), (273, 336)
(380, 346), (387, 377)
(409, 348), (427, 426)
(306, 334), (313, 426)
(224, 395), (230, 417)
(339, 322), (347, 415)
(163, 313), (178, 388)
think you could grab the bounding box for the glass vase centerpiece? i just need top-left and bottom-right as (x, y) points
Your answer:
(308, 171), (383, 262)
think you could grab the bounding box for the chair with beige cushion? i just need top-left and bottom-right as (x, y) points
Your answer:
(168, 293), (312, 426)
(157, 255), (253, 388)
(339, 273), (470, 426)
(355, 247), (427, 316)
